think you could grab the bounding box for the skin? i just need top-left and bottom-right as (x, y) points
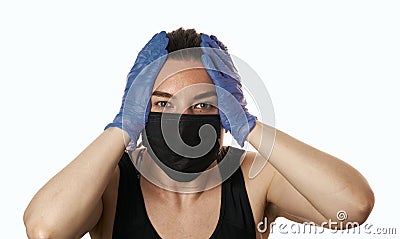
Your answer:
(23, 59), (375, 239)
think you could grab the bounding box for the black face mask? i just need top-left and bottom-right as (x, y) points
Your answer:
(142, 112), (221, 182)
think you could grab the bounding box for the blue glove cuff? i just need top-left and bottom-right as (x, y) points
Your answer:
(235, 114), (257, 147)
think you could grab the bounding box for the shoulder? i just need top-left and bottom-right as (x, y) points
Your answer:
(220, 147), (276, 198)
(240, 149), (275, 183)
(226, 149), (276, 223)
(240, 150), (276, 200)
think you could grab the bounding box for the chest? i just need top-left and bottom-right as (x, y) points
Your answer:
(96, 163), (270, 239)
(143, 186), (222, 239)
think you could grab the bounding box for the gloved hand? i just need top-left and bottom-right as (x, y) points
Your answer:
(105, 31), (169, 149)
(200, 34), (256, 147)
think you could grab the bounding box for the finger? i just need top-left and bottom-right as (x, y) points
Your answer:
(201, 54), (221, 79)
(201, 42), (237, 76)
(210, 35), (227, 51)
(204, 48), (239, 80)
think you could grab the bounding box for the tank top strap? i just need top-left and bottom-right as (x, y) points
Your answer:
(211, 147), (256, 238)
(112, 152), (160, 238)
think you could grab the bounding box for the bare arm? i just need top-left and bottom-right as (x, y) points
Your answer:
(23, 127), (129, 239)
(247, 121), (374, 225)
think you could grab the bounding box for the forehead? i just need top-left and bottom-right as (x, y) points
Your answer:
(153, 59), (213, 93)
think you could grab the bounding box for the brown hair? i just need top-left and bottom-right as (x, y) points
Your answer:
(166, 28), (203, 60)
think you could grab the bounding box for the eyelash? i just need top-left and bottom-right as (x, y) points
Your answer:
(194, 103), (212, 109)
(155, 101), (214, 110)
(155, 101), (172, 108)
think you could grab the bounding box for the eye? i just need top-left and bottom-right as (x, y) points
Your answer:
(156, 101), (172, 108)
(192, 103), (218, 114)
(193, 103), (212, 109)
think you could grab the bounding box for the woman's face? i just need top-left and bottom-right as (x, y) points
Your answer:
(151, 58), (218, 115)
(151, 58), (224, 145)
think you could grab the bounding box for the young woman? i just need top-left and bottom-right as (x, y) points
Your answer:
(23, 28), (374, 239)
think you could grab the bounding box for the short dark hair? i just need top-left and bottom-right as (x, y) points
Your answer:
(166, 28), (202, 60)
(167, 28), (202, 52)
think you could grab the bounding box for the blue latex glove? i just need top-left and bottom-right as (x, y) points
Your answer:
(105, 31), (169, 149)
(200, 34), (256, 147)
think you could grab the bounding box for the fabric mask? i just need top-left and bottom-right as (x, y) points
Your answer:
(142, 112), (221, 182)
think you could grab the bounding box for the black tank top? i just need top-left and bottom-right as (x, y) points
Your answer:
(112, 147), (256, 238)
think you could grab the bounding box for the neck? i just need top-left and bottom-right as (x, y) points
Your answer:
(141, 176), (205, 208)
(137, 149), (221, 194)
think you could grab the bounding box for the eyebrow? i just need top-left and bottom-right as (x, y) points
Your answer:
(152, 91), (173, 98)
(193, 91), (217, 100)
(151, 90), (217, 100)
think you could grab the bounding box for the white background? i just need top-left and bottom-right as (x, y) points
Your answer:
(1, 0), (399, 238)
